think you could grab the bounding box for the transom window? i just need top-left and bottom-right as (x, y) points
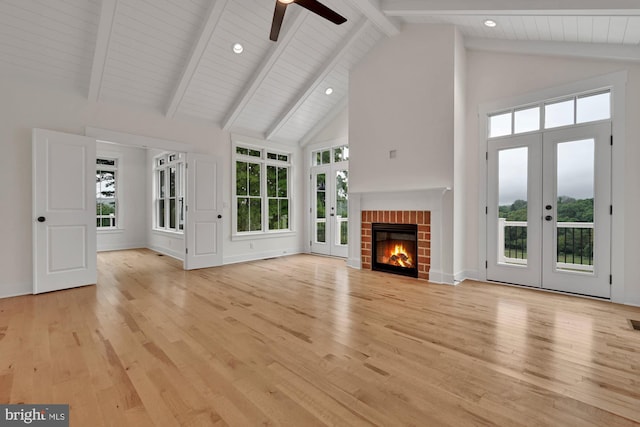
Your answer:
(312, 145), (349, 165)
(154, 152), (185, 233)
(234, 144), (291, 234)
(489, 90), (611, 138)
(96, 157), (117, 228)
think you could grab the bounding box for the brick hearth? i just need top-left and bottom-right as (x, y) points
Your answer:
(361, 210), (431, 280)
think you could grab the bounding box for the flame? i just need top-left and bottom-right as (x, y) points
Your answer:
(380, 242), (414, 268)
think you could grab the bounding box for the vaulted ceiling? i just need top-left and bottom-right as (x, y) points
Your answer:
(1, 0), (638, 145)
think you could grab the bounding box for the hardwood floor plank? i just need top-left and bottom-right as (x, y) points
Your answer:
(1, 249), (640, 425)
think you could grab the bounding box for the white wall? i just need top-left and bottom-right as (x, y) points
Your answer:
(309, 106), (348, 143)
(96, 142), (147, 252)
(349, 24), (456, 194)
(0, 74), (304, 298)
(453, 29), (467, 281)
(464, 50), (640, 305)
(349, 24), (459, 282)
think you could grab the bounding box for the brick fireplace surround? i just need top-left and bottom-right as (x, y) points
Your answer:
(361, 210), (431, 280)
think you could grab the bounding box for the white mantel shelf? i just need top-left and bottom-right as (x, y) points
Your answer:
(348, 187), (455, 285)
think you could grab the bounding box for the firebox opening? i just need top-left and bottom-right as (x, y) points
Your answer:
(372, 223), (418, 278)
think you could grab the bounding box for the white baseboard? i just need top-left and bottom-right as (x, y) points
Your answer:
(454, 269), (480, 283)
(0, 283), (33, 299)
(223, 247), (303, 265)
(428, 270), (455, 285)
(148, 245), (184, 261)
(347, 257), (361, 269)
(97, 243), (146, 252)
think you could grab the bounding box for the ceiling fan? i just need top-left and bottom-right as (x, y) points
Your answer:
(270, 0), (347, 41)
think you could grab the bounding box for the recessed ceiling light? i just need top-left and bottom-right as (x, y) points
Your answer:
(484, 19), (497, 28)
(325, 87), (333, 95)
(232, 43), (243, 54)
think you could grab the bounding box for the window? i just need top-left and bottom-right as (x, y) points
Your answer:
(234, 144), (291, 234)
(312, 145), (349, 166)
(96, 158), (117, 228)
(155, 153), (185, 232)
(488, 90), (611, 138)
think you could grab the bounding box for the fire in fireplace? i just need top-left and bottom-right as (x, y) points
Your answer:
(372, 223), (418, 278)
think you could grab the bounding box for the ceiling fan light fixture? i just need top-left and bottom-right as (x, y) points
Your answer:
(278, 0), (295, 4)
(232, 43), (244, 54)
(484, 19), (497, 28)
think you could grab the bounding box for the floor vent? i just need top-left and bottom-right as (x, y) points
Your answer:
(630, 319), (640, 331)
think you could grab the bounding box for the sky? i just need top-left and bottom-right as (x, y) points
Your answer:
(498, 139), (595, 206)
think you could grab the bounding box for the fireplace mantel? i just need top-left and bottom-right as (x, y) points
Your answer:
(348, 188), (453, 284)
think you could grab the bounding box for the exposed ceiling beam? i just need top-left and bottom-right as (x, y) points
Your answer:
(88, 0), (118, 102)
(222, 9), (307, 131)
(165, 0), (228, 118)
(300, 96), (348, 146)
(266, 19), (370, 141)
(347, 0), (400, 37)
(466, 37), (640, 62)
(382, 0), (640, 16)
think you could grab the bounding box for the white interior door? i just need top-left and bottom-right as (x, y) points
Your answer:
(311, 167), (348, 257)
(184, 153), (223, 270)
(487, 123), (611, 298)
(33, 129), (97, 294)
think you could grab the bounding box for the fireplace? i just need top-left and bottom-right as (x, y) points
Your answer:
(361, 210), (430, 280)
(372, 223), (418, 278)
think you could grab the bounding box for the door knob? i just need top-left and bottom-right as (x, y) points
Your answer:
(545, 215), (553, 221)
(217, 214), (222, 219)
(37, 216), (46, 223)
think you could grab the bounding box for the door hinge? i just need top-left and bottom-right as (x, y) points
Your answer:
(609, 274), (612, 285)
(185, 205), (188, 212)
(185, 248), (188, 254)
(485, 260), (488, 269)
(310, 240), (312, 246)
(485, 206), (488, 215)
(610, 135), (613, 146)
(185, 162), (188, 169)
(486, 151), (488, 160)
(610, 205), (613, 215)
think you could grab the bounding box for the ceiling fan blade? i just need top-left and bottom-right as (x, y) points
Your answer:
(270, 1), (288, 41)
(294, 0), (347, 25)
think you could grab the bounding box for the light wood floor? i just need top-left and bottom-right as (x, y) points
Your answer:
(1, 249), (640, 426)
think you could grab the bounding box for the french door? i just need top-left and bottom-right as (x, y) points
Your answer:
(487, 122), (611, 298)
(311, 166), (348, 257)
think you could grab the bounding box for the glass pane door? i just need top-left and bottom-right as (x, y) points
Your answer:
(542, 123), (611, 298)
(313, 171), (329, 254)
(332, 170), (348, 258)
(487, 123), (611, 298)
(487, 134), (542, 287)
(311, 166), (348, 257)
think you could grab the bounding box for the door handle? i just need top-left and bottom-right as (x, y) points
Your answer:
(545, 205), (552, 210)
(545, 215), (553, 221)
(37, 216), (46, 223)
(217, 214), (222, 219)
(330, 213), (335, 217)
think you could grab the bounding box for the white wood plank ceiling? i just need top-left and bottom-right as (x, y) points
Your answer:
(0, 0), (638, 144)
